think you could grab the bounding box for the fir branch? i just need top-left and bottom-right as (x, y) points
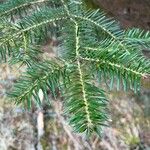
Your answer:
(1, 0), (150, 136)
(70, 11), (130, 54)
(64, 69), (108, 135)
(0, 8), (68, 59)
(0, 0), (49, 17)
(79, 56), (147, 78)
(0, 12), (67, 46)
(61, 0), (98, 134)
(124, 28), (150, 48)
(9, 60), (66, 106)
(60, 0), (108, 134)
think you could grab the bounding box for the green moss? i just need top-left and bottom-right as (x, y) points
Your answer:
(125, 135), (140, 146)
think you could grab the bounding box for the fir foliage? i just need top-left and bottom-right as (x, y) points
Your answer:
(0, 0), (150, 136)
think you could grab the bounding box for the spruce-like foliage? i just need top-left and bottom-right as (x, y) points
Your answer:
(0, 0), (150, 136)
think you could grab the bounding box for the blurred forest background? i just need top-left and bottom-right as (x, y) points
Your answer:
(0, 0), (150, 150)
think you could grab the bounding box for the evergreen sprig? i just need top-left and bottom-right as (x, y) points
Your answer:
(0, 0), (150, 136)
